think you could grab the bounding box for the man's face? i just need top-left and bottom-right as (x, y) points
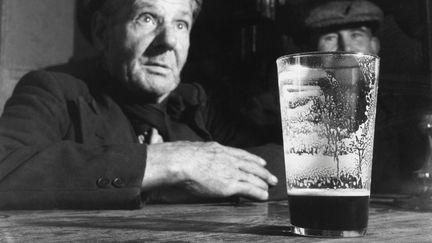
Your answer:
(316, 26), (379, 55)
(100, 0), (194, 102)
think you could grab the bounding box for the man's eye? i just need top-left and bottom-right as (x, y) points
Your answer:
(176, 21), (189, 31)
(322, 34), (337, 42)
(351, 32), (366, 39)
(137, 13), (156, 25)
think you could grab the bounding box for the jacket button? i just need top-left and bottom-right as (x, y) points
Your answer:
(96, 177), (110, 188)
(112, 177), (125, 188)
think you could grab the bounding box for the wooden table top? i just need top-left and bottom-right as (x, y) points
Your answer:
(0, 200), (431, 242)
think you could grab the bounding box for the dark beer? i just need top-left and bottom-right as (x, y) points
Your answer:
(288, 189), (369, 231)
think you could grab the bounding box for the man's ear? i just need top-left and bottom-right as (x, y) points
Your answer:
(370, 36), (380, 55)
(91, 12), (109, 52)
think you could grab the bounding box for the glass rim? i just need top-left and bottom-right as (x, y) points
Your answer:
(276, 51), (380, 62)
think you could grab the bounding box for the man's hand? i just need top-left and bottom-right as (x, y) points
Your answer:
(142, 141), (278, 201)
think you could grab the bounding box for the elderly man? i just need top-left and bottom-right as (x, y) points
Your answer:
(301, 0), (383, 55)
(0, 0), (282, 209)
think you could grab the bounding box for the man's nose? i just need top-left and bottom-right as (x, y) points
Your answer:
(337, 35), (352, 52)
(154, 26), (177, 50)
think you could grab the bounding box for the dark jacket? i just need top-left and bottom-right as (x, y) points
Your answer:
(0, 60), (286, 209)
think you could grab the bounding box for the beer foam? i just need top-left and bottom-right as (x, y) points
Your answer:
(288, 188), (370, 197)
(278, 66), (325, 85)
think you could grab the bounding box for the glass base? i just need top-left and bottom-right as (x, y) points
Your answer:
(291, 226), (367, 238)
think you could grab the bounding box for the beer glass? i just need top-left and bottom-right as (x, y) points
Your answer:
(276, 52), (379, 237)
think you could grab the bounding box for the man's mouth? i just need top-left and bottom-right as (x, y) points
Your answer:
(146, 61), (170, 69)
(144, 61), (172, 75)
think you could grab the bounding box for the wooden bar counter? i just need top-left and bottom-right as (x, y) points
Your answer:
(0, 200), (431, 242)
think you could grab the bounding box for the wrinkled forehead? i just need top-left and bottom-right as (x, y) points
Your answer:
(314, 22), (374, 37)
(131, 0), (195, 17)
(103, 0), (198, 18)
(130, 0), (197, 9)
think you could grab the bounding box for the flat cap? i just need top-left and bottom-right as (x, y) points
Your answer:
(304, 0), (383, 29)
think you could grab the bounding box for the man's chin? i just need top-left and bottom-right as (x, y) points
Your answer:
(138, 80), (178, 100)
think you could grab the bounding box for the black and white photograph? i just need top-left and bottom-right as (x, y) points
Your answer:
(0, 0), (431, 242)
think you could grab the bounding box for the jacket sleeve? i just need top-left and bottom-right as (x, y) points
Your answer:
(0, 71), (146, 209)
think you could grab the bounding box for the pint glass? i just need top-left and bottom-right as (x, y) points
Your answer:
(276, 52), (379, 237)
